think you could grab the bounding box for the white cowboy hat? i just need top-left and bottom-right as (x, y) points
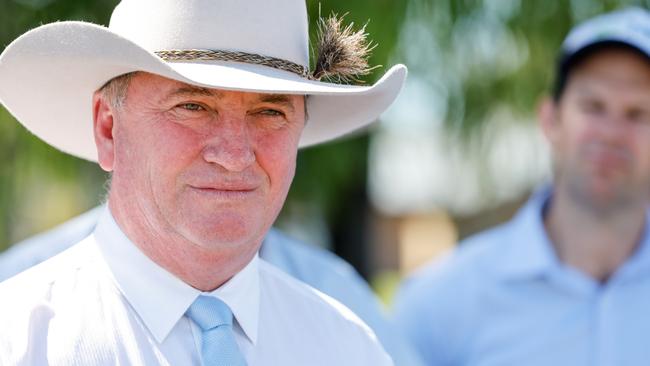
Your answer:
(0, 0), (406, 162)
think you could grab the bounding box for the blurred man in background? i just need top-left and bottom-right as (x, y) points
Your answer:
(0, 205), (423, 366)
(395, 7), (650, 366)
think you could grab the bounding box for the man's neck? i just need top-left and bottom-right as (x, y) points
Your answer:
(544, 187), (647, 283)
(107, 197), (259, 292)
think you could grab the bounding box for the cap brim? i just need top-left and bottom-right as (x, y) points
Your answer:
(0, 21), (407, 161)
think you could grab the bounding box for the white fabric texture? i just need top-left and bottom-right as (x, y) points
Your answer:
(0, 208), (392, 366)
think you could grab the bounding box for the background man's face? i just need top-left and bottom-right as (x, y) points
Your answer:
(107, 73), (305, 251)
(543, 48), (650, 210)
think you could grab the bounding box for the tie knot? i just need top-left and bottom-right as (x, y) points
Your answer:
(186, 295), (234, 331)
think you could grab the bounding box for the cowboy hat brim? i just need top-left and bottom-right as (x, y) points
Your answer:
(0, 21), (406, 162)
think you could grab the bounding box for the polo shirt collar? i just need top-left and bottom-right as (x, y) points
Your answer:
(612, 212), (650, 281)
(495, 186), (650, 283)
(495, 186), (561, 280)
(92, 206), (260, 345)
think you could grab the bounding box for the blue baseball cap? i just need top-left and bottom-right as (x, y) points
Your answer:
(562, 7), (650, 59)
(553, 7), (650, 99)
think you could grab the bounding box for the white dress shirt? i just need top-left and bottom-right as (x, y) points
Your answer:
(0, 208), (392, 366)
(0, 205), (423, 366)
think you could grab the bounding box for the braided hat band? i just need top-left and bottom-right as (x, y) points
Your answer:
(154, 13), (377, 84)
(155, 49), (311, 79)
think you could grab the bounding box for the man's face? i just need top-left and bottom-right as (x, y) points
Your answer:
(541, 48), (650, 210)
(101, 73), (305, 251)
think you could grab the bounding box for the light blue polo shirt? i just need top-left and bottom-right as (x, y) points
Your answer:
(394, 188), (650, 366)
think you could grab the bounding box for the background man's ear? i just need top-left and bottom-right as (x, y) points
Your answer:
(92, 91), (116, 172)
(537, 96), (560, 145)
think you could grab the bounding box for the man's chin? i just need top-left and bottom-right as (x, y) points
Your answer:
(181, 220), (263, 250)
(171, 205), (271, 250)
(577, 182), (638, 212)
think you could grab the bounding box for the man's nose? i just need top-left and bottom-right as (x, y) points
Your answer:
(201, 118), (255, 172)
(595, 113), (628, 143)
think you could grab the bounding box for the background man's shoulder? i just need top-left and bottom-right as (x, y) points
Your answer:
(403, 220), (514, 293)
(392, 221), (517, 365)
(257, 259), (393, 366)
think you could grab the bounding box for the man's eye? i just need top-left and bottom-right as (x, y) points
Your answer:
(628, 109), (650, 124)
(259, 109), (283, 117)
(178, 103), (204, 111)
(580, 100), (605, 115)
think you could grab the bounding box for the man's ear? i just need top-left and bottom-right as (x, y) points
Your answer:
(538, 96), (560, 145)
(93, 91), (116, 172)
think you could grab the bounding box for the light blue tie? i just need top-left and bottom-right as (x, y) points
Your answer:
(186, 295), (247, 366)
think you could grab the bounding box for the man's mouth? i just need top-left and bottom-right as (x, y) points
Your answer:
(583, 144), (631, 173)
(188, 185), (258, 199)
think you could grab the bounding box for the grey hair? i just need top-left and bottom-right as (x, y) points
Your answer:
(98, 72), (137, 109)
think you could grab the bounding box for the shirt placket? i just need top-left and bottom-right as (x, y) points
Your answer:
(591, 284), (616, 366)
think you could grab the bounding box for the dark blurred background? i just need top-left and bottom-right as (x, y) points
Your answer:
(1, 0), (649, 303)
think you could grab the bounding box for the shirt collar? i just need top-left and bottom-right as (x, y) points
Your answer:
(612, 210), (650, 280)
(93, 206), (260, 344)
(494, 186), (562, 280)
(495, 186), (650, 282)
